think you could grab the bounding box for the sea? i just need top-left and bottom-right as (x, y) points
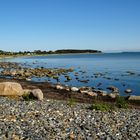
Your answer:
(1, 52), (140, 96)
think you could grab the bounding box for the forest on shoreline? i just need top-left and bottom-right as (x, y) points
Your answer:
(0, 49), (102, 56)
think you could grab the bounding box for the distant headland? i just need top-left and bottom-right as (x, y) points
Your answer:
(0, 49), (102, 57)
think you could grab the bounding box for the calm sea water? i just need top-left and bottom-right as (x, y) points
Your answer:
(2, 52), (140, 96)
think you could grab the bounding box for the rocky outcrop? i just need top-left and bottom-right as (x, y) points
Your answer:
(0, 82), (23, 96)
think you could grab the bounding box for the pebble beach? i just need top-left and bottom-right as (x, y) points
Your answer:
(0, 97), (140, 140)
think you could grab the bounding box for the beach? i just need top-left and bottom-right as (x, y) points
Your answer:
(0, 96), (139, 140)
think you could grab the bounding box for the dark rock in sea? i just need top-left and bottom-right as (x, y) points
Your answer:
(114, 78), (119, 81)
(97, 83), (102, 87)
(122, 83), (126, 87)
(93, 72), (104, 77)
(126, 71), (135, 75)
(79, 79), (89, 83)
(106, 77), (111, 80)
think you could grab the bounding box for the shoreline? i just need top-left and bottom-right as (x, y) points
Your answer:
(0, 57), (140, 107)
(0, 77), (139, 108)
(0, 52), (103, 59)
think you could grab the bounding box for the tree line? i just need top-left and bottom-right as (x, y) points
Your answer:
(0, 49), (102, 56)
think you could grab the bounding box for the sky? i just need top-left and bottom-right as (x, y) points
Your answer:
(0, 0), (140, 52)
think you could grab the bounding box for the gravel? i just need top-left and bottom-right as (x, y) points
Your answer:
(0, 97), (140, 140)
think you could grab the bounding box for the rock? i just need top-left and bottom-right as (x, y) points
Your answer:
(0, 82), (23, 96)
(86, 92), (97, 97)
(31, 89), (43, 100)
(101, 92), (107, 96)
(128, 96), (140, 101)
(56, 85), (64, 90)
(79, 87), (92, 94)
(126, 71), (135, 75)
(71, 87), (79, 92)
(65, 86), (70, 91)
(107, 86), (119, 95)
(11, 70), (17, 76)
(125, 89), (132, 94)
(69, 132), (75, 139)
(26, 78), (32, 81)
(108, 93), (116, 99)
(93, 89), (108, 96)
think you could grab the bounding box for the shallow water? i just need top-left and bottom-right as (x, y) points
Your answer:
(1, 52), (140, 96)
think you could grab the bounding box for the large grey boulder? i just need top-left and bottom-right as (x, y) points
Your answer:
(31, 89), (43, 100)
(0, 82), (23, 96)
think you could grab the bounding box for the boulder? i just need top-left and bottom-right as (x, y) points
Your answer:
(31, 89), (43, 100)
(71, 87), (79, 92)
(0, 82), (23, 96)
(128, 96), (140, 101)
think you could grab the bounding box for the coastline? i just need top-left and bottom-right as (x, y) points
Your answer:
(0, 52), (103, 59)
(0, 77), (139, 107)
(0, 54), (140, 106)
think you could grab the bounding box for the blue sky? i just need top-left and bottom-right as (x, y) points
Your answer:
(0, 0), (140, 52)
